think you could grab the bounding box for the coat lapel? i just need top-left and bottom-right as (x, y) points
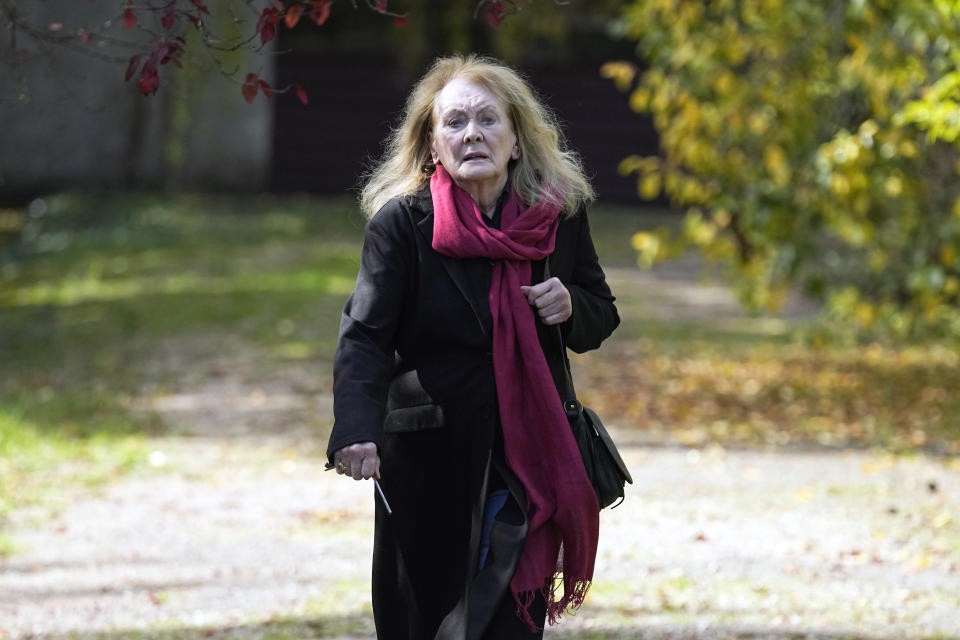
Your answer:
(413, 191), (491, 339)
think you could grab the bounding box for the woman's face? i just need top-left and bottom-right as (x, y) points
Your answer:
(431, 77), (520, 197)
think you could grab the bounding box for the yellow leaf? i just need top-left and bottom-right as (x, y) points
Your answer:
(910, 553), (932, 570)
(600, 61), (636, 92)
(944, 276), (959, 295)
(795, 487), (814, 503)
(618, 155), (643, 176)
(941, 246), (957, 268)
(854, 302), (875, 328)
(830, 175), (851, 197)
(630, 87), (651, 112)
(884, 176), (903, 197)
(639, 173), (661, 200)
(712, 71), (734, 96)
(631, 231), (662, 268)
(631, 231), (659, 253)
(713, 209), (731, 228)
(932, 511), (952, 529)
(763, 145), (790, 187)
(859, 119), (879, 137)
(748, 112), (769, 135)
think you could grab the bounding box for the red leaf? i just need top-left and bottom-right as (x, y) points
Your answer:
(78, 28), (92, 42)
(242, 73), (259, 103)
(296, 84), (308, 105)
(259, 79), (273, 99)
(124, 54), (142, 82)
(48, 22), (63, 31)
(154, 41), (181, 67)
(373, 0), (387, 13)
(257, 7), (280, 43)
(262, 22), (276, 43)
(394, 15), (407, 28)
(284, 3), (303, 28)
(308, 0), (330, 26)
(139, 62), (160, 96)
(273, 0), (286, 9)
(189, 0), (210, 15)
(154, 42), (171, 64)
(184, 13), (200, 28)
(123, 8), (136, 29)
(486, 0), (506, 29)
(162, 6), (175, 29)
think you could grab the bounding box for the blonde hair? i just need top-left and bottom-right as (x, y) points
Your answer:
(359, 54), (594, 219)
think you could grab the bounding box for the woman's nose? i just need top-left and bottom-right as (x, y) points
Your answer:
(464, 120), (483, 142)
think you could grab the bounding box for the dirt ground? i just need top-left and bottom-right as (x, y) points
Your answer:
(2, 266), (959, 640)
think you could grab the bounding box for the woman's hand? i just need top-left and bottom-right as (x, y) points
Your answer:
(520, 277), (572, 325)
(333, 442), (381, 481)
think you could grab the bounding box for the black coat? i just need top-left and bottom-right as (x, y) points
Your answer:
(328, 188), (619, 640)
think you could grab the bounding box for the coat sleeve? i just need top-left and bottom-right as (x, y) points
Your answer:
(560, 209), (620, 353)
(327, 202), (411, 460)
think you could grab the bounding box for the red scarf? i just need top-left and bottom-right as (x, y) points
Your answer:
(430, 166), (599, 628)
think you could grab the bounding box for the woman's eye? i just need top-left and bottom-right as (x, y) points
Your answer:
(446, 118), (463, 127)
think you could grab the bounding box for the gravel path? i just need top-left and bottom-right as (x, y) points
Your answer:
(2, 437), (959, 639)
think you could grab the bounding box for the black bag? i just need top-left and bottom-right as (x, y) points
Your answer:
(563, 397), (633, 509)
(552, 326), (633, 509)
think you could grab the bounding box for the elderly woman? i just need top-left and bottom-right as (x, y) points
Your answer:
(327, 54), (619, 639)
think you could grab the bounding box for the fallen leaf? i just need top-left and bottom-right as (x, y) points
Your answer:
(932, 511), (952, 528)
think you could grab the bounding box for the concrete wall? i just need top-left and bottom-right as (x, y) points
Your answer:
(0, 0), (274, 199)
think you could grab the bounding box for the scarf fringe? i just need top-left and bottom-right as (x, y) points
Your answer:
(513, 575), (592, 631)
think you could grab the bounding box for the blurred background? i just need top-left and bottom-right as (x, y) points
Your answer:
(2, 1), (960, 639)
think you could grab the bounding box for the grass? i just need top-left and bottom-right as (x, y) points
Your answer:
(0, 191), (366, 519)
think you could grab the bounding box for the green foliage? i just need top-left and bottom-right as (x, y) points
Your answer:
(609, 0), (960, 339)
(0, 191), (364, 517)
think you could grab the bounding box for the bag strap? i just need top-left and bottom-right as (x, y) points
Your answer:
(544, 253), (581, 419)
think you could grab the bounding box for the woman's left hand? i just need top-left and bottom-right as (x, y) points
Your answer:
(520, 277), (572, 326)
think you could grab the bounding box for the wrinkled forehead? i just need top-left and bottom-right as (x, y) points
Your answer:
(433, 76), (508, 119)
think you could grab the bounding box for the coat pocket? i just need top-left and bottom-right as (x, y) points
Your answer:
(383, 369), (446, 434)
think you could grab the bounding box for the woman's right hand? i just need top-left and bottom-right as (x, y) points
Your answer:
(333, 442), (381, 481)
